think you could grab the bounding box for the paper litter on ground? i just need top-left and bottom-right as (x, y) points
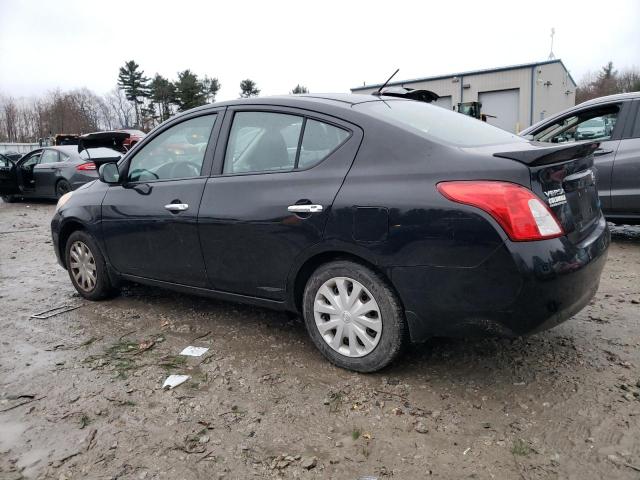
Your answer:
(179, 346), (209, 357)
(162, 375), (190, 389)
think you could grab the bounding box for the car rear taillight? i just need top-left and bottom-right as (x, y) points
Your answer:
(437, 181), (564, 241)
(76, 162), (96, 171)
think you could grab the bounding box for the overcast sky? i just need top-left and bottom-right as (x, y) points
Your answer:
(1, 0), (638, 101)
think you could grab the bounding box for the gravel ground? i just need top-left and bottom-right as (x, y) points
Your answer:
(0, 200), (639, 480)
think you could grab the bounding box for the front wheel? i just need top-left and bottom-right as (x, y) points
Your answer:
(302, 260), (408, 372)
(65, 230), (116, 300)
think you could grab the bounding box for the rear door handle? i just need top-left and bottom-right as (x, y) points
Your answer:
(164, 203), (189, 212)
(288, 204), (323, 213)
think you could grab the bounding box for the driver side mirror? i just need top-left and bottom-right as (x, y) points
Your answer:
(99, 162), (120, 184)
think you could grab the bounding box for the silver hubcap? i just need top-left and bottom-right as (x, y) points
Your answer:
(69, 241), (97, 291)
(313, 277), (382, 358)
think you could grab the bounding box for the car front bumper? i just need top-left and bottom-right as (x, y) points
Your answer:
(391, 215), (610, 341)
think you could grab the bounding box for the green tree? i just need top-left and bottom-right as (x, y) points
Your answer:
(239, 79), (260, 98)
(149, 74), (176, 122)
(117, 60), (149, 127)
(291, 84), (308, 94)
(173, 70), (207, 111)
(202, 76), (221, 103)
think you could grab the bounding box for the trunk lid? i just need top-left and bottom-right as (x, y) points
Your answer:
(493, 141), (601, 242)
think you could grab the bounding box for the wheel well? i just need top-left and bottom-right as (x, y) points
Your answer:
(58, 221), (85, 266)
(291, 251), (396, 313)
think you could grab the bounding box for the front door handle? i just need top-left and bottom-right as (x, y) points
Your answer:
(594, 148), (613, 157)
(288, 204), (323, 213)
(164, 203), (189, 212)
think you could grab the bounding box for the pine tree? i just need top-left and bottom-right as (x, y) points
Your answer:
(117, 60), (149, 127)
(173, 70), (207, 111)
(149, 74), (176, 122)
(202, 76), (221, 103)
(239, 79), (260, 98)
(291, 84), (309, 94)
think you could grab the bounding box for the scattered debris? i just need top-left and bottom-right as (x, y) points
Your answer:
(180, 346), (209, 357)
(163, 375), (190, 389)
(301, 456), (317, 469)
(0, 395), (46, 413)
(31, 304), (82, 319)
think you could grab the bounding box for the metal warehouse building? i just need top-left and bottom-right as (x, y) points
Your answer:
(351, 59), (577, 133)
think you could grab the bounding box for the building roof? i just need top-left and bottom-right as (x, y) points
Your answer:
(351, 59), (577, 91)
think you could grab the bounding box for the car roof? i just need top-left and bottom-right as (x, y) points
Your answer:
(575, 91), (640, 107)
(45, 145), (81, 157)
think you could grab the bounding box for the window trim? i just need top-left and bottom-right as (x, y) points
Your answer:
(118, 110), (223, 185)
(217, 107), (353, 178)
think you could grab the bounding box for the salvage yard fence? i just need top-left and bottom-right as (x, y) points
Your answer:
(0, 143), (39, 154)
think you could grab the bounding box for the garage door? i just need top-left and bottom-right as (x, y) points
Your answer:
(433, 95), (452, 110)
(478, 89), (519, 133)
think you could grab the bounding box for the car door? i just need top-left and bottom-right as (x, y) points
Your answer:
(528, 102), (629, 212)
(198, 107), (362, 300)
(101, 111), (222, 286)
(0, 154), (19, 195)
(610, 100), (640, 216)
(33, 149), (61, 196)
(16, 150), (42, 193)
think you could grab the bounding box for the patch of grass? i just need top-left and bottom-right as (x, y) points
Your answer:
(351, 427), (361, 441)
(158, 355), (187, 371)
(106, 340), (138, 356)
(79, 414), (91, 429)
(79, 336), (99, 347)
(327, 390), (344, 413)
(114, 358), (136, 379)
(511, 438), (531, 456)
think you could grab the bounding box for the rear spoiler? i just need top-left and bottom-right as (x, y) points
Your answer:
(372, 87), (440, 103)
(493, 141), (600, 166)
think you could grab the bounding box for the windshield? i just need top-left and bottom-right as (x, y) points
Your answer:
(581, 118), (604, 128)
(356, 100), (524, 147)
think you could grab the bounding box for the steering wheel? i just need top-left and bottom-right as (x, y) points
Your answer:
(169, 161), (201, 178)
(128, 168), (159, 181)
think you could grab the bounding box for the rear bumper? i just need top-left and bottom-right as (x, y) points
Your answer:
(391, 215), (610, 341)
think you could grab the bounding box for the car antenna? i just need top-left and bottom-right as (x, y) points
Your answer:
(375, 68), (400, 96)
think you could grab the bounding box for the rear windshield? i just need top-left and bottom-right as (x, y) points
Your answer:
(356, 100), (524, 147)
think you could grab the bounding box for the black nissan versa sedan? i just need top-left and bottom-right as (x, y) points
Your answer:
(51, 94), (610, 372)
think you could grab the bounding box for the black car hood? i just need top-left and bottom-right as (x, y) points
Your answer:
(78, 132), (129, 154)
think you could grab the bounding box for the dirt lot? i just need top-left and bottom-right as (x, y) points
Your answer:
(0, 200), (639, 480)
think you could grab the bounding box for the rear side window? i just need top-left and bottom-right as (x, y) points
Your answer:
(356, 100), (523, 147)
(224, 112), (302, 174)
(40, 150), (59, 164)
(298, 119), (350, 169)
(223, 112), (350, 174)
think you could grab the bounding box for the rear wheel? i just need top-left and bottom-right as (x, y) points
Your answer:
(302, 260), (408, 372)
(65, 230), (115, 300)
(56, 179), (71, 199)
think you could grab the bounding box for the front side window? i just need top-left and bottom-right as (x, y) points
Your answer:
(127, 114), (216, 182)
(21, 152), (42, 169)
(40, 150), (59, 164)
(224, 112), (303, 174)
(532, 105), (620, 143)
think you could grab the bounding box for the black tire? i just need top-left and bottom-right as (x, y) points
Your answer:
(1, 195), (18, 203)
(302, 260), (408, 372)
(65, 230), (116, 301)
(56, 179), (71, 199)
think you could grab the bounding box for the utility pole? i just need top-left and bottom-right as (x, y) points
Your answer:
(548, 28), (556, 60)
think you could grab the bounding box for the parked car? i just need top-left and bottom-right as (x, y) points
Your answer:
(78, 130), (146, 153)
(0, 145), (121, 202)
(51, 94), (609, 372)
(1, 150), (23, 162)
(521, 92), (640, 224)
